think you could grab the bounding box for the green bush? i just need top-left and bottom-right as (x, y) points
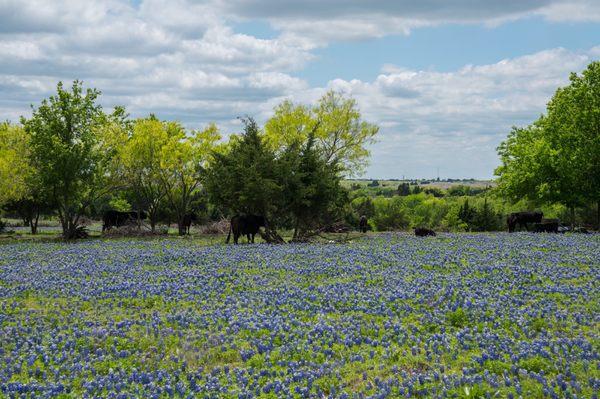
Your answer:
(370, 197), (409, 231)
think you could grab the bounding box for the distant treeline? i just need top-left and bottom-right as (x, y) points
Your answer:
(1, 61), (598, 238)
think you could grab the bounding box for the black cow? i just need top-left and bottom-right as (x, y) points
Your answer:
(102, 210), (147, 232)
(533, 219), (559, 233)
(181, 213), (198, 235)
(415, 227), (436, 237)
(226, 214), (267, 244)
(359, 215), (368, 233)
(507, 211), (543, 232)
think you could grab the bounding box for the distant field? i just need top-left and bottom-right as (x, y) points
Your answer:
(0, 233), (597, 397)
(343, 179), (496, 190)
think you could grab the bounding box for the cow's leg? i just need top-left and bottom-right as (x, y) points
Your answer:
(251, 233), (255, 243)
(234, 233), (239, 244)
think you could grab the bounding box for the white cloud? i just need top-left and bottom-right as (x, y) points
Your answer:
(0, 0), (598, 177)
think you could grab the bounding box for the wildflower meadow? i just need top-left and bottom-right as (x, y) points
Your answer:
(0, 233), (598, 398)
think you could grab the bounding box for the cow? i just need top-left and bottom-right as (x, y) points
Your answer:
(533, 219), (559, 233)
(226, 214), (267, 244)
(415, 227), (436, 237)
(102, 210), (147, 232)
(181, 213), (197, 235)
(507, 211), (543, 232)
(359, 215), (368, 233)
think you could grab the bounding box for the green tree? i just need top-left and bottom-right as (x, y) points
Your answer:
(21, 81), (119, 238)
(496, 62), (600, 228)
(0, 122), (49, 234)
(205, 118), (280, 220)
(278, 133), (346, 240)
(116, 117), (172, 231)
(265, 90), (378, 175)
(159, 122), (220, 236)
(544, 61), (600, 228)
(397, 182), (411, 196)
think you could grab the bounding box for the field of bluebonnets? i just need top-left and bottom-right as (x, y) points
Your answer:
(0, 233), (598, 398)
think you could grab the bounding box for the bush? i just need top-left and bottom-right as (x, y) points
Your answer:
(0, 219), (5, 233)
(370, 197), (409, 231)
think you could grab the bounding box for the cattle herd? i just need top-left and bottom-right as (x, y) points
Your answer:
(99, 209), (586, 244)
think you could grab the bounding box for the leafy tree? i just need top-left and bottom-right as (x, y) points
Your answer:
(544, 61), (600, 228)
(0, 122), (48, 233)
(159, 122), (220, 236)
(21, 81), (118, 238)
(265, 90), (378, 175)
(0, 122), (31, 205)
(496, 62), (600, 228)
(116, 117), (172, 231)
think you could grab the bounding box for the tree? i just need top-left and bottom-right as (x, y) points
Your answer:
(278, 133), (346, 241)
(496, 62), (600, 228)
(265, 90), (378, 176)
(159, 122), (220, 236)
(116, 117), (171, 231)
(544, 61), (600, 228)
(21, 81), (117, 238)
(458, 199), (477, 230)
(0, 123), (32, 204)
(397, 183), (411, 196)
(0, 122), (47, 234)
(205, 118), (281, 220)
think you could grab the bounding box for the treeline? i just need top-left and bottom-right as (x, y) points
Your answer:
(0, 82), (378, 239)
(1, 61), (598, 238)
(347, 189), (595, 232)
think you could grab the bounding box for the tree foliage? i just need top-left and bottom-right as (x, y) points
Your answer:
(265, 90), (378, 176)
(21, 81), (117, 238)
(495, 61), (600, 228)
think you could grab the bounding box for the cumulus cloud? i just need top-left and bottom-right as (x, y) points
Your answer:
(220, 0), (600, 43)
(0, 0), (598, 177)
(312, 47), (597, 178)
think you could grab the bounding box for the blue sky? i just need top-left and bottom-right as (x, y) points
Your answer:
(1, 0), (599, 179)
(300, 17), (600, 86)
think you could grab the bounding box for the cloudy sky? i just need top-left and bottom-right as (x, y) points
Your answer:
(1, 1), (599, 179)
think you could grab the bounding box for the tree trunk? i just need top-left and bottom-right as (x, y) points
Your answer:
(30, 210), (39, 235)
(597, 200), (599, 231)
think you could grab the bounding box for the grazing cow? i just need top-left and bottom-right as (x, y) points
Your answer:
(415, 227), (436, 237)
(507, 211), (543, 232)
(181, 213), (197, 235)
(226, 214), (267, 244)
(533, 219), (559, 233)
(102, 210), (147, 232)
(359, 215), (368, 233)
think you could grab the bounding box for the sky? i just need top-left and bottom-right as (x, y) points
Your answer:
(1, 1), (599, 179)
